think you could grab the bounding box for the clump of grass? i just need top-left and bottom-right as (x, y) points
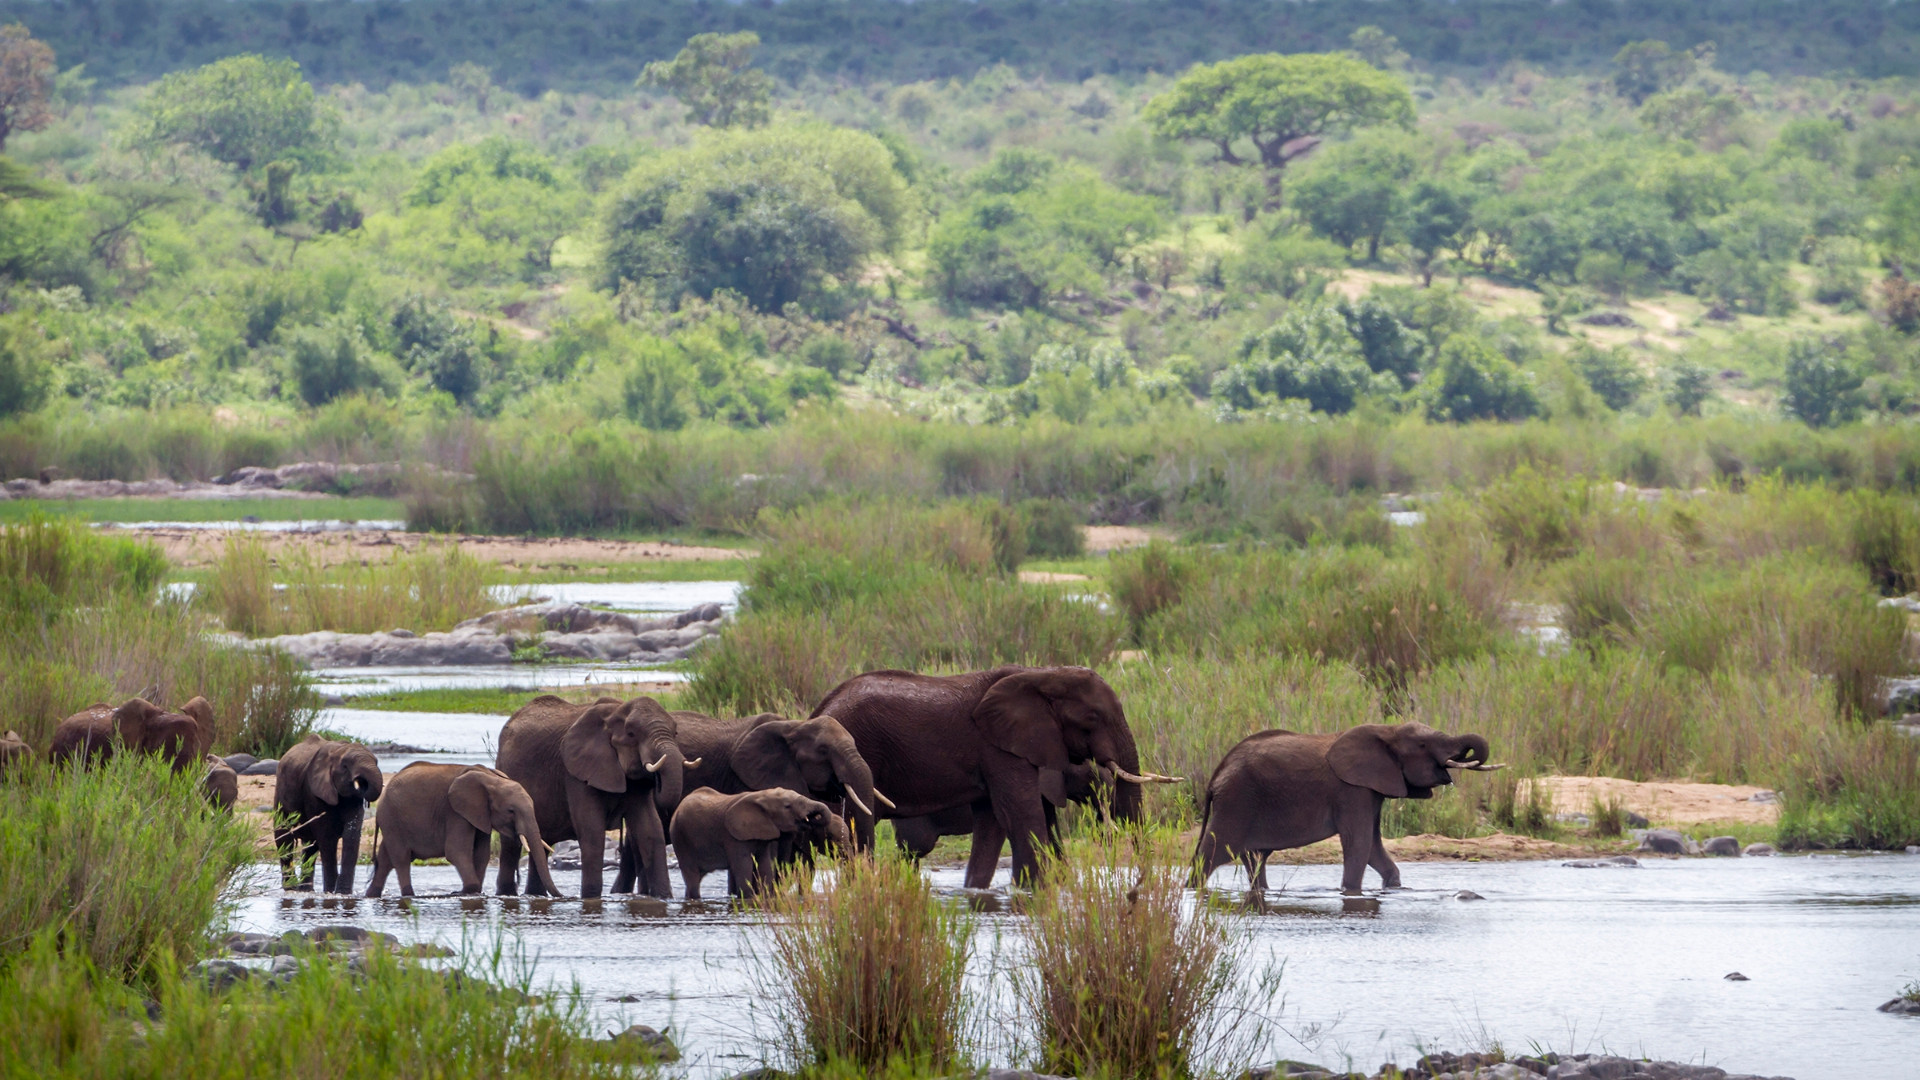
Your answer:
(1380, 785), (1483, 839)
(759, 855), (974, 1074)
(1018, 829), (1272, 1080)
(1589, 793), (1628, 838)
(0, 926), (631, 1079)
(1484, 773), (1557, 838)
(203, 535), (498, 637)
(0, 755), (256, 986)
(1777, 723), (1920, 850)
(1108, 541), (1193, 638)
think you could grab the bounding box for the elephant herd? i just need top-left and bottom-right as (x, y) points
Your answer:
(8, 665), (1502, 898)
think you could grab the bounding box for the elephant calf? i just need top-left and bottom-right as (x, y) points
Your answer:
(1194, 722), (1498, 896)
(0, 730), (30, 778)
(366, 763), (559, 898)
(670, 786), (833, 900)
(202, 754), (239, 810)
(274, 735), (384, 894)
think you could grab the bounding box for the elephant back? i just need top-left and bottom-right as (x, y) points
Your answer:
(669, 710), (757, 795)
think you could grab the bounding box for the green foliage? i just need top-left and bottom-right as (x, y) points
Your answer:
(1424, 335), (1539, 422)
(602, 124), (911, 312)
(1611, 40), (1700, 105)
(0, 313), (49, 417)
(1568, 342), (1648, 411)
(638, 31), (773, 129)
(127, 55), (335, 172)
(1220, 224), (1345, 300)
(928, 152), (1159, 309)
(1664, 359), (1714, 416)
(1783, 337), (1865, 427)
(1217, 303), (1379, 416)
(1288, 131), (1417, 259)
(202, 535), (497, 637)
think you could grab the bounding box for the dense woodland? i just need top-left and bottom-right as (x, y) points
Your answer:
(4, 3), (1920, 496)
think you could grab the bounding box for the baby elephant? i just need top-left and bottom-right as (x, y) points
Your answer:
(1, 730), (30, 778)
(1195, 721), (1499, 896)
(671, 786), (833, 899)
(366, 763), (560, 898)
(202, 754), (239, 810)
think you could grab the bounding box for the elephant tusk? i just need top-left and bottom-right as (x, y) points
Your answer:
(872, 789), (897, 810)
(844, 789), (873, 817)
(681, 757), (702, 769)
(1447, 761), (1508, 772)
(1106, 762), (1184, 785)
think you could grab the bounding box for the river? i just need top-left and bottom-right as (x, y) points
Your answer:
(232, 854), (1920, 1080)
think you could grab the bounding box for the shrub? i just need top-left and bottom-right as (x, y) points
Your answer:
(0, 755), (255, 985)
(1108, 542), (1194, 635)
(202, 536), (497, 636)
(759, 855), (974, 1073)
(1423, 335), (1540, 422)
(1782, 337), (1864, 428)
(1018, 829), (1270, 1080)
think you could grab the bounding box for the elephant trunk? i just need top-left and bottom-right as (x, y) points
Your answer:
(650, 746), (685, 816)
(1104, 728), (1145, 825)
(827, 740), (880, 823)
(522, 815), (560, 897)
(1448, 735), (1491, 767)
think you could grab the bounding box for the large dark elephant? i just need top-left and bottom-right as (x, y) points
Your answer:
(366, 763), (560, 898)
(494, 695), (693, 899)
(48, 696), (215, 771)
(274, 735), (385, 893)
(1193, 722), (1499, 895)
(813, 665), (1178, 887)
(671, 710), (883, 821)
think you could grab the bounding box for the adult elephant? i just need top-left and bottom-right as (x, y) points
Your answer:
(274, 735), (384, 894)
(366, 763), (560, 898)
(494, 695), (693, 899)
(1193, 721), (1499, 896)
(48, 696), (215, 771)
(671, 710), (883, 821)
(813, 665), (1178, 888)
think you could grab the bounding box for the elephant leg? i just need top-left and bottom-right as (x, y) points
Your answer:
(726, 844), (756, 899)
(1191, 822), (1233, 889)
(682, 862), (702, 902)
(564, 784), (609, 899)
(394, 852), (415, 898)
(611, 823), (637, 895)
(1239, 849), (1266, 891)
(473, 833), (493, 894)
(1337, 801), (1376, 896)
(962, 804), (1007, 890)
(627, 801), (671, 899)
(986, 766), (1050, 889)
(318, 824), (340, 894)
(497, 830), (523, 896)
(446, 822), (483, 894)
(365, 839), (393, 898)
(1367, 806), (1401, 889)
(1253, 852), (1273, 891)
(336, 803), (364, 895)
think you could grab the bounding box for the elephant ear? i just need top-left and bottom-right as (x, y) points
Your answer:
(447, 769), (497, 834)
(310, 743), (342, 805)
(112, 698), (161, 747)
(177, 696), (215, 752)
(725, 794), (786, 842)
(973, 670), (1073, 807)
(1328, 726), (1409, 799)
(562, 702), (627, 794)
(731, 722), (808, 793)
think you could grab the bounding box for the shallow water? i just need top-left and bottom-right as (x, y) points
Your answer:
(493, 580), (743, 614)
(233, 854), (1920, 1079)
(103, 519), (407, 532)
(320, 708), (507, 765)
(314, 665), (692, 699)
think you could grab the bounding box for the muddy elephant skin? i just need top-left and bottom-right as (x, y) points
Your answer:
(494, 695), (689, 899)
(813, 665), (1171, 888)
(48, 696), (215, 772)
(367, 763), (560, 898)
(669, 786), (831, 899)
(1194, 721), (1493, 895)
(274, 735), (384, 894)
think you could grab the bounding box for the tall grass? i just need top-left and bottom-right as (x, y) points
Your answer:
(759, 855), (974, 1074)
(0, 928), (633, 1080)
(0, 520), (317, 755)
(203, 535), (498, 637)
(1018, 829), (1272, 1080)
(0, 756), (256, 985)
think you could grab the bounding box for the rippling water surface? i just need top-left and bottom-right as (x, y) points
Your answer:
(235, 855), (1920, 1080)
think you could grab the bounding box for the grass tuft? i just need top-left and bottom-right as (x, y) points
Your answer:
(203, 535), (498, 637)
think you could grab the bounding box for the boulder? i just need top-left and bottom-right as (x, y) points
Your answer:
(1743, 842), (1778, 857)
(1701, 835), (1741, 857)
(1624, 811), (1651, 828)
(240, 758), (278, 776)
(193, 959), (252, 990)
(222, 932), (287, 956)
(222, 753), (259, 773)
(1880, 996), (1920, 1014)
(1637, 828), (1695, 855)
(1454, 890), (1486, 900)
(606, 1024), (680, 1062)
(1724, 971), (1749, 981)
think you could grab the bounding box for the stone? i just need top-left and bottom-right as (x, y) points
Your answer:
(1638, 828), (1694, 855)
(266, 954), (305, 982)
(222, 932), (286, 956)
(1746, 790), (1779, 804)
(1546, 1056), (1642, 1079)
(307, 925), (398, 950)
(240, 758), (278, 776)
(1880, 996), (1920, 1014)
(193, 959), (251, 990)
(1743, 843), (1778, 857)
(1454, 890), (1486, 901)
(1724, 971), (1749, 981)
(606, 1024), (680, 1062)
(1908, 846), (1920, 855)
(1624, 811), (1651, 828)
(1701, 835), (1741, 857)
(388, 628), (415, 638)
(221, 753), (259, 772)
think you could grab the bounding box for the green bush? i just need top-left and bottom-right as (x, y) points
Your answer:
(1424, 335), (1540, 422)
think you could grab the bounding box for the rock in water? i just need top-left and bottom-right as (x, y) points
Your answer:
(606, 1024), (680, 1062)
(222, 753), (259, 772)
(1701, 835), (1741, 856)
(1725, 971), (1750, 981)
(1744, 842), (1778, 856)
(1454, 890), (1486, 900)
(1881, 997), (1920, 1015)
(1638, 828), (1693, 855)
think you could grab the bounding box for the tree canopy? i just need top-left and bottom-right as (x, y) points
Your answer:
(0, 23), (52, 151)
(638, 31), (773, 129)
(128, 55), (335, 172)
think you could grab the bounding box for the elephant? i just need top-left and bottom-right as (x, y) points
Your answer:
(202, 754), (238, 810)
(494, 695), (695, 899)
(812, 665), (1179, 888)
(48, 696), (215, 771)
(1, 730), (30, 778)
(671, 710), (884, 822)
(1193, 722), (1498, 896)
(366, 763), (560, 898)
(669, 786), (832, 899)
(273, 735), (384, 894)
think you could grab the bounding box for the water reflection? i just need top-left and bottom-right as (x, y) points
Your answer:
(231, 855), (1920, 1080)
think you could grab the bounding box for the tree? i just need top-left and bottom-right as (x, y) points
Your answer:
(1348, 26), (1409, 71)
(1567, 341), (1647, 411)
(1403, 180), (1472, 286)
(1289, 133), (1416, 261)
(1226, 303), (1380, 414)
(602, 124), (912, 312)
(1664, 359), (1713, 416)
(1142, 52), (1413, 207)
(639, 32), (773, 129)
(1424, 335), (1539, 422)
(404, 137), (582, 280)
(0, 315), (49, 418)
(0, 24), (54, 152)
(1781, 337), (1863, 427)
(1610, 40), (1698, 105)
(129, 55), (336, 173)
(0, 154), (50, 201)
